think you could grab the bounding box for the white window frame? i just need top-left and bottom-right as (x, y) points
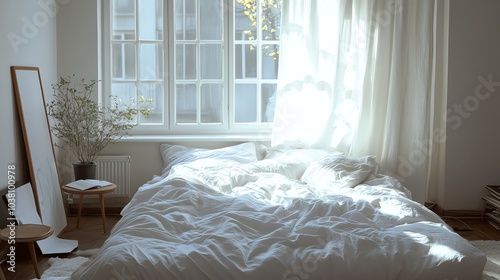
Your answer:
(102, 0), (276, 137)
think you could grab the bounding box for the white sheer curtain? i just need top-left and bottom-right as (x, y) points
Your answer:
(272, 0), (449, 203)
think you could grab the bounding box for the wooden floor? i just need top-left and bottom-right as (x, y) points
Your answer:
(443, 217), (500, 241)
(0, 214), (121, 280)
(1, 215), (500, 279)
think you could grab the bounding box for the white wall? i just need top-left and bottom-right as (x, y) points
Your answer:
(444, 0), (500, 210)
(56, 0), (99, 82)
(55, 0), (101, 187)
(0, 0), (58, 227)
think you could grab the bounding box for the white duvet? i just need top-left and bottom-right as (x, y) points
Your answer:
(72, 157), (486, 280)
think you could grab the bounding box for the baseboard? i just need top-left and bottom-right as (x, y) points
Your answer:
(435, 204), (483, 219)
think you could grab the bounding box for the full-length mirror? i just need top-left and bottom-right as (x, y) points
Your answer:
(11, 66), (67, 236)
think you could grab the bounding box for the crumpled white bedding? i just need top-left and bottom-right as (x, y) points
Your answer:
(72, 156), (486, 280)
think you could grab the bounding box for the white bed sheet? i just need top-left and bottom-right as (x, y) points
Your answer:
(72, 156), (486, 280)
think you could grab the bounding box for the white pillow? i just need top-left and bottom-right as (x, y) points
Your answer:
(160, 142), (259, 175)
(264, 147), (341, 163)
(301, 154), (377, 190)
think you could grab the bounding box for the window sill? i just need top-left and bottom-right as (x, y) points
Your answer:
(116, 134), (272, 143)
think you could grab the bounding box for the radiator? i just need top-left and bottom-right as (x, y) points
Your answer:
(95, 155), (131, 197)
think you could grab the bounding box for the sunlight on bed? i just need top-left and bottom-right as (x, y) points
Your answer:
(429, 244), (463, 259)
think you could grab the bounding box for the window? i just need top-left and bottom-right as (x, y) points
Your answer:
(106, 0), (281, 135)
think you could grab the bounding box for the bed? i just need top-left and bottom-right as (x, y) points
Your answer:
(72, 142), (486, 279)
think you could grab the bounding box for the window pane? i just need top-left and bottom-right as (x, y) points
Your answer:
(138, 0), (163, 40)
(235, 84), (257, 123)
(176, 84), (197, 123)
(235, 44), (257, 79)
(200, 0), (222, 40)
(234, 0), (257, 41)
(114, 0), (135, 14)
(140, 43), (163, 80)
(262, 44), (279, 79)
(112, 33), (135, 40)
(175, 0), (196, 40)
(201, 44), (222, 80)
(138, 83), (163, 123)
(112, 0), (136, 40)
(261, 84), (276, 122)
(176, 44), (197, 80)
(112, 43), (136, 80)
(112, 83), (136, 107)
(201, 83), (222, 123)
(262, 1), (281, 41)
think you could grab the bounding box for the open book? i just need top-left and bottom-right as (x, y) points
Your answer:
(65, 179), (113, 191)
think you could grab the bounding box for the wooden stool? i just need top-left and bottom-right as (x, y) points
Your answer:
(61, 184), (117, 233)
(0, 224), (53, 279)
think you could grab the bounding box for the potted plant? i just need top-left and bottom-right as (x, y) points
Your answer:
(47, 75), (152, 180)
